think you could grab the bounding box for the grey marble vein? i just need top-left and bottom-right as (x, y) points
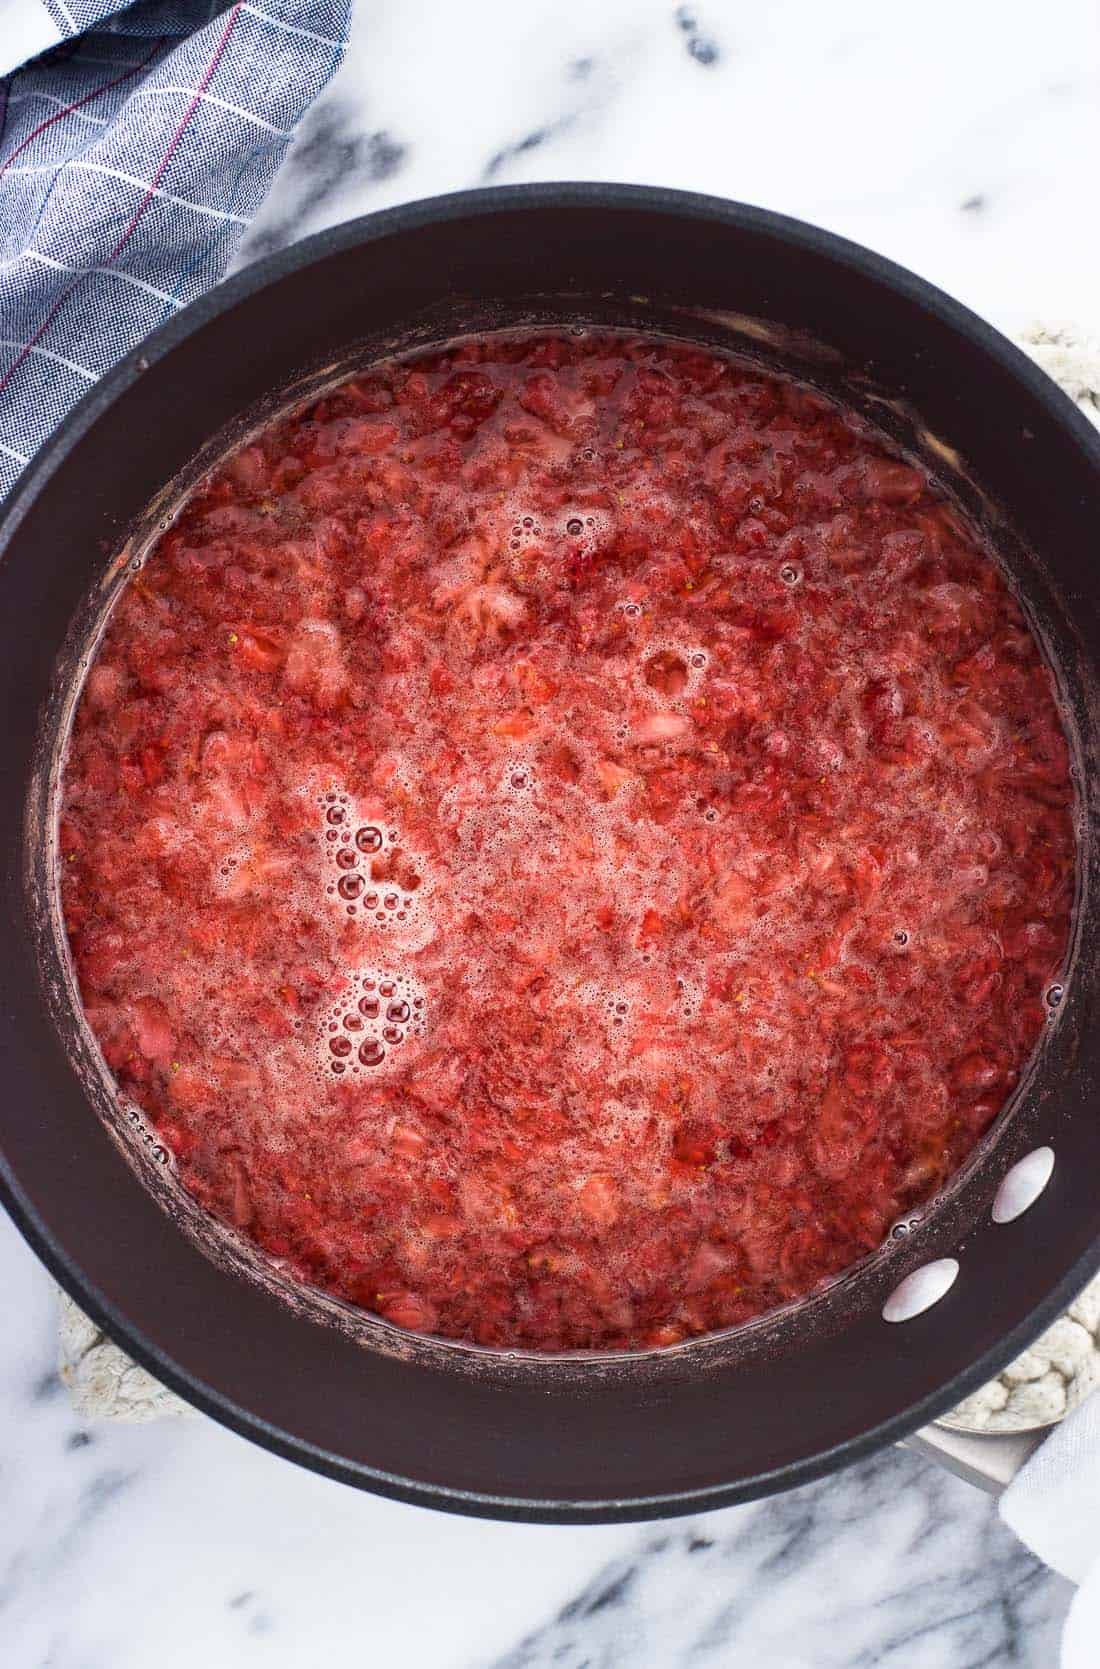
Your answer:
(674, 6), (722, 68)
(483, 1449), (1067, 1669)
(238, 97), (409, 262)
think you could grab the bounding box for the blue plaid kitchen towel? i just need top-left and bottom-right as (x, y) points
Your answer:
(0, 0), (350, 498)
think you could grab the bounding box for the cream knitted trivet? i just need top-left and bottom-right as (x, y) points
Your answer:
(59, 1293), (193, 1421)
(56, 324), (1100, 1424)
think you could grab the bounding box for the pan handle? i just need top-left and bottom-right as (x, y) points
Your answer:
(903, 1422), (1046, 1493)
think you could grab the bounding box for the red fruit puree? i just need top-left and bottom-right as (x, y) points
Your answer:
(59, 332), (1075, 1351)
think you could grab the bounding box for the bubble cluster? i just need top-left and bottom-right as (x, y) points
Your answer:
(576, 980), (638, 1038)
(125, 1103), (177, 1172)
(508, 511), (544, 555)
(317, 793), (430, 938)
(214, 846), (246, 889)
(319, 968), (428, 1075)
(561, 507), (611, 552)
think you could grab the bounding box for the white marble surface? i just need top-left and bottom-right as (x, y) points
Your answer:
(6, 1), (1100, 1664)
(238, 0), (1100, 343)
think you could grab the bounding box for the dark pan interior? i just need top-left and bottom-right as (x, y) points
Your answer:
(2, 186), (1100, 1521)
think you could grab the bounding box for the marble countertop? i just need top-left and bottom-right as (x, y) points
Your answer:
(5, 1), (1099, 1664)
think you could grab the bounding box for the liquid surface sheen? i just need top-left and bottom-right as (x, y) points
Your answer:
(60, 332), (1075, 1351)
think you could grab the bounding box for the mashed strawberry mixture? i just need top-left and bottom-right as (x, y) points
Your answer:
(59, 331), (1075, 1351)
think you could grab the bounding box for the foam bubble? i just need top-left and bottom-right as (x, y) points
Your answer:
(499, 752), (538, 799)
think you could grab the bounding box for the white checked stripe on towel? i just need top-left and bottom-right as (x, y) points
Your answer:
(0, 0), (349, 498)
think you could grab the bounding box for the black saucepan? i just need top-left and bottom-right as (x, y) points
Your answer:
(2, 185), (1099, 1523)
